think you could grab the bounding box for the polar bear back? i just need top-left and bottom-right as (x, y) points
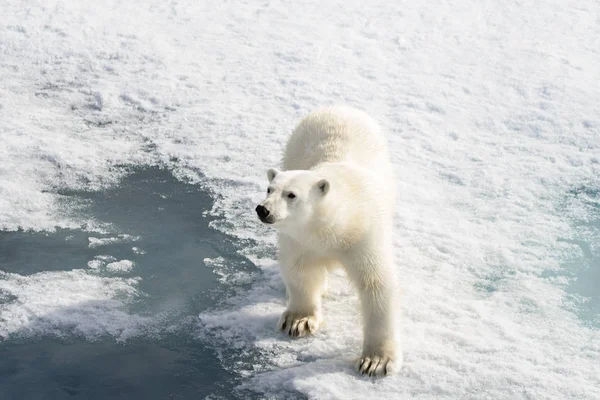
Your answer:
(283, 106), (391, 171)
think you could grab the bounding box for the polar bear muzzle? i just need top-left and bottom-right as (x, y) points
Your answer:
(255, 204), (274, 224)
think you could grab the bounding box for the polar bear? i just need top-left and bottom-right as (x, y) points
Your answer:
(255, 106), (401, 377)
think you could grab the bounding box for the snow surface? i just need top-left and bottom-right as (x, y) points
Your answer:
(1, 0), (599, 398)
(105, 259), (135, 273)
(88, 234), (140, 249)
(0, 269), (147, 341)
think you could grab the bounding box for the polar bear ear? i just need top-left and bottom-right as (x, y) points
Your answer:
(317, 179), (330, 195)
(267, 168), (280, 182)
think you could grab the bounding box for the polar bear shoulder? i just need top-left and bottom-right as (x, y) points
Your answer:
(282, 106), (392, 173)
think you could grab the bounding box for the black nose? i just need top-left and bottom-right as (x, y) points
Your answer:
(255, 205), (270, 219)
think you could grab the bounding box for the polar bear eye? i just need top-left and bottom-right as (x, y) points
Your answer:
(287, 193), (296, 199)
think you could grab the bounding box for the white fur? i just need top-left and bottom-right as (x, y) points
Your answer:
(257, 106), (401, 377)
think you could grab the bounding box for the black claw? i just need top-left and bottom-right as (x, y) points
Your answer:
(361, 361), (369, 374)
(281, 320), (287, 331)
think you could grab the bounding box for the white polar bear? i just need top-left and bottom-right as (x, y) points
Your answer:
(256, 106), (401, 377)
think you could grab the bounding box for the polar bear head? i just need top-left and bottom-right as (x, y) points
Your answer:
(256, 168), (330, 229)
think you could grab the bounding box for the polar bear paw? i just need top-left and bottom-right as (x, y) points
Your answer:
(356, 355), (396, 377)
(277, 311), (320, 338)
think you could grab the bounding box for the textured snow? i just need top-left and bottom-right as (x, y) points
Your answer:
(0, 270), (147, 341)
(105, 260), (135, 273)
(1, 0), (599, 398)
(88, 235), (140, 249)
(132, 247), (146, 255)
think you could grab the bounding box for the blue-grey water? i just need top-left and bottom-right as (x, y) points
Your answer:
(566, 236), (600, 328)
(563, 187), (600, 328)
(0, 167), (260, 400)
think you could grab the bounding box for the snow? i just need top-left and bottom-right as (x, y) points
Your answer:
(132, 247), (146, 255)
(88, 235), (140, 248)
(0, 269), (147, 341)
(105, 260), (135, 273)
(1, 0), (599, 398)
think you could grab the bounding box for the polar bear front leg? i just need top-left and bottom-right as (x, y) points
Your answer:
(346, 254), (400, 377)
(277, 262), (327, 338)
(277, 238), (327, 338)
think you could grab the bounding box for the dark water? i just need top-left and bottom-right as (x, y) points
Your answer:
(0, 167), (259, 400)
